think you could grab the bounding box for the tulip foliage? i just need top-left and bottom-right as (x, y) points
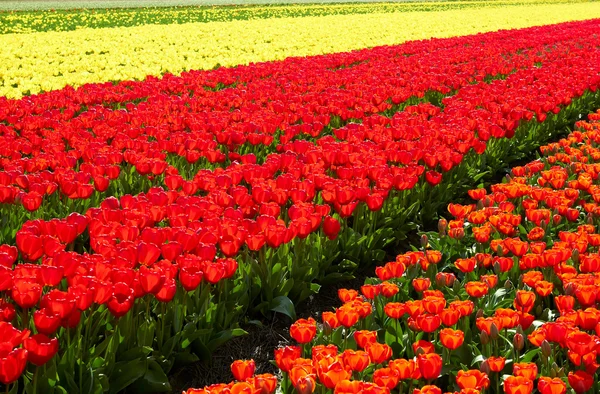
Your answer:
(190, 111), (600, 394)
(2, 19), (600, 393)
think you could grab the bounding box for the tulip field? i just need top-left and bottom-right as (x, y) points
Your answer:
(3, 0), (600, 393)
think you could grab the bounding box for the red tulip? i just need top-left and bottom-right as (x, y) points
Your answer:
(24, 334), (59, 366)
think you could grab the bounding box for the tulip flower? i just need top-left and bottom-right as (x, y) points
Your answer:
(417, 353), (442, 380)
(23, 334), (59, 366)
(231, 359), (256, 381)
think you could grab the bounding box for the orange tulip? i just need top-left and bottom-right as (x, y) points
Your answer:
(503, 375), (533, 394)
(230, 382), (255, 394)
(372, 367), (400, 390)
(333, 380), (362, 394)
(341, 350), (370, 372)
(336, 304), (360, 328)
(338, 289), (359, 303)
(413, 385), (442, 394)
(512, 363), (538, 381)
(416, 313), (441, 333)
(422, 296), (446, 315)
(465, 281), (489, 298)
(389, 358), (417, 380)
(361, 284), (381, 300)
(487, 356), (506, 372)
(412, 278), (431, 292)
(514, 290), (536, 313)
(456, 370), (490, 390)
(449, 300), (474, 317)
(535, 281), (553, 297)
(565, 331), (597, 356)
(322, 311), (340, 330)
(481, 274), (498, 289)
(317, 358), (351, 389)
(289, 359), (316, 387)
(381, 282), (399, 298)
(537, 376), (566, 394)
(290, 318), (317, 344)
(555, 296), (574, 314)
(294, 375), (316, 394)
(366, 342), (392, 364)
(412, 340), (436, 355)
(248, 374), (277, 394)
(440, 328), (464, 350)
(455, 258), (477, 273)
(312, 345), (338, 362)
(354, 330), (377, 349)
(384, 302), (405, 319)
(440, 308), (461, 326)
(274, 346), (301, 372)
(231, 359), (256, 381)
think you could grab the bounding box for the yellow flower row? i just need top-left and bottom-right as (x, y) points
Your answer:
(2, 1), (600, 98)
(0, 0), (582, 34)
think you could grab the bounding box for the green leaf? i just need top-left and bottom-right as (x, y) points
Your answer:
(207, 328), (248, 352)
(108, 359), (148, 394)
(119, 346), (152, 362)
(270, 296), (296, 320)
(130, 360), (172, 393)
(521, 348), (541, 363)
(137, 320), (156, 349)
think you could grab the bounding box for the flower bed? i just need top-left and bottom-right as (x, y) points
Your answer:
(1, 18), (600, 394)
(187, 109), (600, 394)
(2, 2), (600, 97)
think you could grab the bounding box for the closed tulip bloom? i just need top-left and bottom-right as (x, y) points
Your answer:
(514, 290), (536, 313)
(323, 216), (341, 240)
(503, 375), (533, 394)
(366, 342), (392, 364)
(231, 359), (255, 381)
(423, 296), (446, 314)
(0, 346), (28, 385)
(33, 307), (61, 335)
(487, 356), (506, 372)
(568, 370), (594, 393)
(336, 304), (360, 328)
(417, 353), (442, 380)
(412, 278), (430, 292)
(23, 334), (58, 366)
(106, 282), (135, 318)
(342, 350), (370, 372)
(440, 308), (461, 326)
